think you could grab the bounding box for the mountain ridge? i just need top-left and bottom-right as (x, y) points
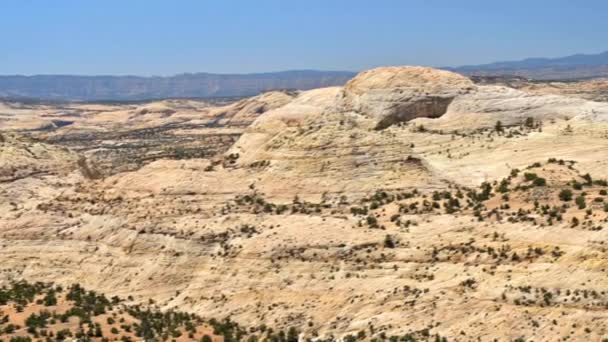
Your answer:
(446, 50), (608, 79)
(0, 70), (356, 101)
(3, 50), (608, 101)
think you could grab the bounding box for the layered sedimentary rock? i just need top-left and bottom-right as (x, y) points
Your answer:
(3, 66), (608, 340)
(337, 66), (476, 129)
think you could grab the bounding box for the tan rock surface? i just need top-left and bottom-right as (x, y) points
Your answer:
(337, 66), (476, 129)
(2, 66), (608, 340)
(518, 78), (608, 102)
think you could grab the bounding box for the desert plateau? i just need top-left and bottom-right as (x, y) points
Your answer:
(2, 65), (608, 341)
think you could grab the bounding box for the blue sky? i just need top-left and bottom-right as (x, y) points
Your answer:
(1, 0), (607, 75)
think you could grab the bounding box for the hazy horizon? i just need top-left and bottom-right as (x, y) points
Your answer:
(3, 0), (608, 76)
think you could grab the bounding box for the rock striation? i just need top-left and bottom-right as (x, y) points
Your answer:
(4, 66), (608, 340)
(337, 66), (476, 129)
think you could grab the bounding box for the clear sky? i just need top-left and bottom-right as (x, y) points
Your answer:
(2, 0), (607, 75)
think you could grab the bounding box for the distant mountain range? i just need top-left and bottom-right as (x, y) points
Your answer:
(0, 70), (356, 101)
(446, 51), (608, 80)
(2, 51), (608, 101)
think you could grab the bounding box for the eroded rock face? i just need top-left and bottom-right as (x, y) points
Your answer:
(226, 86), (438, 201)
(337, 66), (476, 129)
(0, 134), (80, 182)
(412, 85), (608, 132)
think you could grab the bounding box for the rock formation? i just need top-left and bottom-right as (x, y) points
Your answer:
(337, 66), (476, 129)
(2, 66), (608, 340)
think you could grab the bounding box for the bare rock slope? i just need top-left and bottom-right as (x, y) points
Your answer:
(337, 66), (476, 129)
(3, 66), (608, 341)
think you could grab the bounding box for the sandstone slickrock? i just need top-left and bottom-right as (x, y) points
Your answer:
(337, 66), (476, 129)
(518, 78), (608, 102)
(3, 66), (608, 340)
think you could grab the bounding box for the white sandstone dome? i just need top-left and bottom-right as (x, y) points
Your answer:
(338, 66), (476, 128)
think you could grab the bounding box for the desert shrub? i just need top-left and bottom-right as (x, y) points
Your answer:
(495, 121), (504, 133)
(572, 181), (583, 190)
(497, 179), (509, 193)
(582, 173), (593, 185)
(384, 235), (396, 248)
(43, 290), (57, 306)
(572, 217), (580, 227)
(575, 196), (586, 209)
(524, 117), (535, 128)
(558, 189), (573, 202)
(532, 177), (546, 187)
(366, 215), (378, 228)
(524, 173), (538, 181)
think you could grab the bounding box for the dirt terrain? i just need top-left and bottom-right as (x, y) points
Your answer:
(2, 66), (608, 341)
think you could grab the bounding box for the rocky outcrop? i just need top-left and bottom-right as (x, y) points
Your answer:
(337, 66), (476, 129)
(412, 84), (608, 132)
(0, 134), (80, 182)
(208, 90), (296, 127)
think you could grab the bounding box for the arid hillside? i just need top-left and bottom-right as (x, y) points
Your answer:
(2, 66), (608, 341)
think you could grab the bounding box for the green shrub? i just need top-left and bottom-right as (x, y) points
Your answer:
(495, 121), (504, 133)
(366, 215), (378, 228)
(532, 177), (546, 187)
(575, 196), (586, 209)
(384, 235), (396, 248)
(558, 189), (573, 202)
